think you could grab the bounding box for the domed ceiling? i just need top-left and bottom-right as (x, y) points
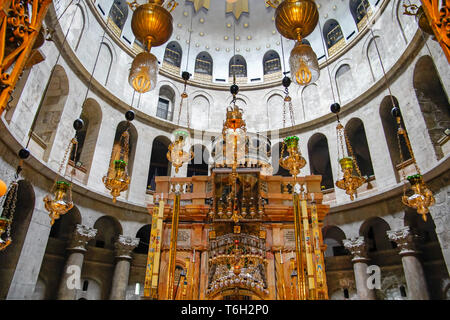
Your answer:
(94, 0), (381, 85)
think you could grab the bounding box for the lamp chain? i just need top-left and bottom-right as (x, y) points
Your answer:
(3, 182), (18, 239)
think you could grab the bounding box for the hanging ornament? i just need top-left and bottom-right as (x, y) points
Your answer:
(279, 136), (306, 179)
(289, 40), (320, 86)
(167, 129), (193, 174)
(102, 111), (134, 203)
(177, 71), (191, 127)
(282, 75), (295, 127)
(331, 104), (365, 201)
(128, 0), (178, 92)
(44, 119), (83, 224)
(392, 106), (435, 221)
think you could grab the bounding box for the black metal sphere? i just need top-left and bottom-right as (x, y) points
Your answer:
(230, 84), (239, 95)
(125, 110), (135, 121)
(330, 103), (341, 114)
(73, 118), (84, 131)
(182, 71), (190, 81)
(282, 76), (291, 88)
(391, 106), (401, 118)
(18, 148), (30, 159)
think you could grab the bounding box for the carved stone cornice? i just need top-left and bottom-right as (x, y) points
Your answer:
(343, 236), (369, 263)
(68, 224), (97, 252)
(387, 226), (419, 256)
(114, 235), (140, 260)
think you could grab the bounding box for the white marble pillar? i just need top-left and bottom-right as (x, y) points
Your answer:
(57, 224), (97, 300)
(109, 235), (140, 300)
(387, 226), (430, 300)
(343, 236), (376, 300)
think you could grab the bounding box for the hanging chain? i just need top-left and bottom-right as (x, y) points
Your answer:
(396, 121), (408, 197)
(56, 137), (78, 183)
(186, 95), (190, 128)
(343, 127), (363, 178)
(5, 182), (18, 238)
(283, 101), (287, 128)
(288, 100), (295, 127)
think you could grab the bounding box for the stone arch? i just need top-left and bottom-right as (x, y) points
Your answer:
(229, 55), (247, 78)
(404, 208), (438, 244)
(190, 95), (210, 130)
(335, 63), (353, 104)
(195, 51), (213, 76)
(323, 19), (344, 54)
(69, 2), (86, 51)
(108, 0), (129, 34)
(93, 42), (114, 86)
(366, 36), (385, 81)
(188, 144), (210, 177)
(345, 118), (375, 178)
(301, 84), (320, 121)
(323, 226), (347, 257)
(413, 55), (450, 160)
(350, 0), (372, 27)
(49, 206), (82, 241)
(0, 180), (35, 299)
(164, 41), (183, 67)
(379, 95), (412, 182)
(147, 135), (171, 191)
(157, 85), (176, 121)
(88, 216), (123, 250)
(359, 217), (394, 252)
(3, 68), (32, 123)
(70, 98), (102, 180)
(31, 65), (69, 162)
(134, 224), (151, 254)
(267, 94), (284, 129)
(110, 121), (138, 182)
(263, 50), (281, 75)
(307, 133), (334, 190)
(75, 277), (102, 300)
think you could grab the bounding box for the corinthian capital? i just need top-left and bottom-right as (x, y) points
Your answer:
(343, 236), (369, 263)
(115, 235), (140, 260)
(387, 226), (419, 256)
(69, 224), (97, 251)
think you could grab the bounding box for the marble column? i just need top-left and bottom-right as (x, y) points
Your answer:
(343, 236), (376, 300)
(109, 235), (140, 300)
(387, 226), (429, 300)
(57, 224), (97, 300)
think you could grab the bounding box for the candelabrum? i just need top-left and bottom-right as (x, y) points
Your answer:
(102, 159), (131, 203)
(279, 136), (306, 178)
(167, 130), (193, 174)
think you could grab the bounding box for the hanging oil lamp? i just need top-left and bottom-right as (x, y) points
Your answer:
(44, 119), (84, 224)
(167, 129), (193, 174)
(102, 111), (134, 202)
(279, 136), (306, 179)
(267, 0), (320, 86)
(128, 0), (178, 93)
(392, 106), (435, 221)
(331, 103), (365, 200)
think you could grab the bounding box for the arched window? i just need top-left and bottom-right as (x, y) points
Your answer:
(379, 96), (412, 182)
(156, 86), (175, 121)
(335, 64), (353, 104)
(350, 0), (372, 29)
(49, 206), (81, 241)
(187, 145), (209, 177)
(322, 226), (347, 257)
(413, 55), (450, 160)
(88, 216), (122, 250)
(263, 50), (281, 75)
(404, 208), (438, 244)
(360, 217), (393, 252)
(0, 181), (35, 299)
(345, 118), (375, 179)
(308, 133), (334, 190)
(194, 52), (213, 77)
(323, 19), (344, 55)
(134, 224), (151, 254)
(229, 55), (247, 78)
(30, 65), (69, 162)
(163, 41), (182, 68)
(108, 0), (129, 36)
(147, 136), (171, 192)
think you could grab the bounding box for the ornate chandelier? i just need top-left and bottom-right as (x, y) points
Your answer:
(166, 129), (193, 174)
(268, 0), (320, 85)
(331, 104), (365, 201)
(279, 136), (306, 179)
(392, 107), (435, 221)
(102, 111), (135, 202)
(128, 0), (178, 93)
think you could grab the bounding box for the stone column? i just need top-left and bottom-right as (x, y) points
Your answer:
(387, 226), (429, 300)
(343, 236), (376, 300)
(57, 224), (97, 300)
(109, 235), (140, 300)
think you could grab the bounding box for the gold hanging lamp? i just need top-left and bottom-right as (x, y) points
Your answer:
(267, 0), (320, 86)
(392, 107), (435, 221)
(279, 136), (306, 179)
(128, 0), (178, 93)
(331, 104), (365, 201)
(102, 111), (135, 202)
(167, 129), (193, 174)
